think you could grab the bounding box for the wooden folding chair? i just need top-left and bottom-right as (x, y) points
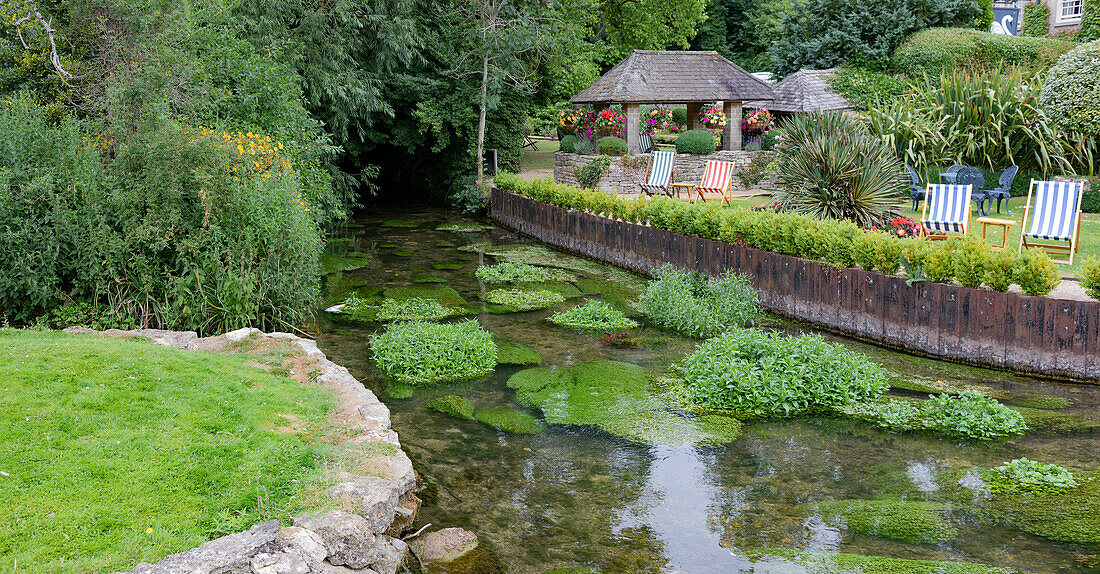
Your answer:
(1018, 179), (1085, 264)
(638, 150), (676, 197)
(682, 160), (735, 205)
(920, 183), (973, 239)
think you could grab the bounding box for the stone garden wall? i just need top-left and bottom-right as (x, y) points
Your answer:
(552, 150), (777, 195)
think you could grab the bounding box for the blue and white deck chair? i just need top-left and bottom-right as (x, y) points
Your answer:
(638, 131), (658, 153)
(1018, 179), (1085, 264)
(638, 150), (676, 197)
(920, 183), (973, 239)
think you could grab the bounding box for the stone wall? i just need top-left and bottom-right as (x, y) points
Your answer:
(64, 327), (423, 574)
(552, 150), (777, 195)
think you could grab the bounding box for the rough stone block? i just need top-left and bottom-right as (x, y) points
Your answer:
(408, 528), (478, 563)
(327, 477), (402, 534)
(368, 537), (410, 574)
(127, 520), (281, 573)
(292, 511), (379, 569)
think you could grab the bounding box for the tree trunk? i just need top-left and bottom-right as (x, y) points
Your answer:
(476, 48), (489, 190)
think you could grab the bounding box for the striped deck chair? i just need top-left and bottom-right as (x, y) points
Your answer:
(638, 150), (676, 197)
(686, 160), (735, 204)
(638, 131), (657, 153)
(920, 184), (973, 239)
(1018, 179), (1085, 264)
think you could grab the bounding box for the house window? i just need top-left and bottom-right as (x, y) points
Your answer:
(1060, 0), (1083, 22)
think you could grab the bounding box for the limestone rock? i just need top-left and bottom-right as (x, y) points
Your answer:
(127, 519), (281, 573)
(385, 492), (421, 537)
(293, 511), (378, 569)
(327, 476), (402, 534)
(225, 327), (261, 342)
(369, 536), (410, 574)
(408, 528), (478, 563)
(249, 527), (326, 574)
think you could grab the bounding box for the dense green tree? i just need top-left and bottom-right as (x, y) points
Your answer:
(690, 0), (788, 71)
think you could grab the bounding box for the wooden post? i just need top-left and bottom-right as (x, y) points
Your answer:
(723, 100), (742, 151)
(686, 102), (702, 131)
(624, 103), (640, 154)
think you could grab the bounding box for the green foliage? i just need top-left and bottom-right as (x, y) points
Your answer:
(985, 458), (1078, 495)
(369, 320), (497, 384)
(675, 129), (717, 154)
(953, 236), (992, 288)
(774, 112), (905, 227)
(973, 470), (1100, 547)
(770, 1), (980, 76)
(427, 395), (475, 420)
(922, 391), (1028, 439)
(1078, 257), (1100, 300)
(671, 106), (688, 127)
(473, 408), (546, 434)
(475, 262), (577, 284)
(976, 0), (994, 30)
(749, 548), (1018, 574)
(484, 289), (566, 311)
(675, 328), (889, 417)
(828, 67), (908, 111)
(372, 297), (461, 322)
(892, 28), (1075, 75)
(816, 500), (956, 544)
(548, 300), (639, 331)
(560, 134), (580, 153)
(382, 285), (467, 307)
(983, 250), (1017, 292)
(1021, 2), (1049, 36)
(688, 0), (790, 70)
(574, 155), (611, 188)
(496, 341), (543, 365)
(1040, 41), (1100, 138)
(381, 219), (418, 228)
(1080, 0), (1100, 41)
(596, 136), (627, 156)
(639, 265), (759, 338)
(1015, 247), (1060, 296)
(34, 299), (137, 331)
(0, 330), (333, 573)
(736, 153), (772, 188)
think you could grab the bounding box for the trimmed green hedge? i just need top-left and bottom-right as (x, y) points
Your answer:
(1021, 1), (1048, 36)
(892, 28), (1075, 75)
(559, 134), (580, 153)
(1041, 41), (1100, 138)
(494, 173), (1061, 296)
(596, 136), (627, 156)
(676, 129), (716, 154)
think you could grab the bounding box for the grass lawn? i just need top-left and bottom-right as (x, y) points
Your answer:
(519, 139), (559, 172)
(0, 330), (335, 573)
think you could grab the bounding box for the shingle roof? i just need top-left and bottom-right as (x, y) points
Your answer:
(745, 69), (852, 112)
(570, 50), (775, 104)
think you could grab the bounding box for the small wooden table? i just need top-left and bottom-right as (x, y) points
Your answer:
(977, 217), (1015, 251)
(669, 182), (697, 202)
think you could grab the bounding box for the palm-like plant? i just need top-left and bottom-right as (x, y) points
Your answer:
(774, 112), (906, 227)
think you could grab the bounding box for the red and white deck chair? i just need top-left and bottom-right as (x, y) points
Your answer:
(684, 160), (735, 204)
(1018, 179), (1085, 264)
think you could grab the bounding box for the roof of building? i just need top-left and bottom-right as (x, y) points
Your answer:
(570, 50), (775, 104)
(745, 69), (852, 112)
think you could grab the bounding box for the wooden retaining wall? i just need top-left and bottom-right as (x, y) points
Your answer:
(491, 188), (1100, 381)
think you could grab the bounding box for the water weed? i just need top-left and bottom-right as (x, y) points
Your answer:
(484, 289), (565, 311)
(548, 300), (638, 331)
(369, 320), (497, 384)
(475, 261), (578, 284)
(639, 265), (758, 338)
(985, 458), (1078, 495)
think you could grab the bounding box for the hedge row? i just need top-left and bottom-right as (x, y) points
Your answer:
(494, 174), (1061, 296)
(892, 28), (1076, 75)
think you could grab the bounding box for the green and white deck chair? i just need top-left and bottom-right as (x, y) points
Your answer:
(638, 131), (657, 153)
(920, 183), (973, 239)
(1018, 179), (1085, 264)
(638, 150), (676, 197)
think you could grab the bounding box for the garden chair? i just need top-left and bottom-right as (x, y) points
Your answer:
(638, 131), (658, 154)
(522, 133), (539, 150)
(955, 167), (990, 216)
(982, 166), (1019, 216)
(906, 165), (925, 212)
(938, 164), (966, 184)
(1018, 179), (1085, 265)
(638, 150), (676, 197)
(683, 160), (735, 204)
(920, 183), (973, 239)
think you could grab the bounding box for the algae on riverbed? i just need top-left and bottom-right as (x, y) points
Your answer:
(815, 499), (956, 544)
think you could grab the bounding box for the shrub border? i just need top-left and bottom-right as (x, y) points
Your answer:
(491, 188), (1100, 382)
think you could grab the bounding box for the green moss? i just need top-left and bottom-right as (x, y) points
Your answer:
(496, 341), (542, 365)
(747, 549), (1016, 574)
(437, 222), (493, 232)
(412, 274), (449, 284)
(815, 500), (956, 544)
(476, 262), (578, 284)
(383, 383), (417, 399)
(483, 289), (566, 312)
(1011, 406), (1100, 435)
(320, 252), (373, 275)
(379, 243), (399, 248)
(435, 241), (457, 247)
(432, 261), (465, 270)
(473, 408), (546, 434)
(323, 275), (382, 307)
(382, 285), (467, 308)
(976, 471), (1100, 547)
(381, 219), (418, 228)
(427, 395), (475, 420)
(507, 361), (741, 445)
(890, 379), (1071, 410)
(515, 281), (582, 299)
(392, 249), (414, 257)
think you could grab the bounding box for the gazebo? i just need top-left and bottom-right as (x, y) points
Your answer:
(744, 69), (853, 115)
(570, 50), (775, 154)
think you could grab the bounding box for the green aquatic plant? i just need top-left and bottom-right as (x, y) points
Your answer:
(496, 341), (542, 365)
(432, 261), (465, 270)
(427, 395), (475, 420)
(922, 391), (1027, 440)
(676, 329), (888, 418)
(392, 249), (414, 257)
(548, 300), (638, 331)
(437, 222), (493, 232)
(475, 261), (577, 284)
(639, 265), (758, 338)
(373, 298), (460, 322)
(412, 274), (449, 284)
(382, 285), (467, 307)
(474, 408), (546, 434)
(835, 399), (924, 432)
(382, 383), (416, 399)
(816, 500), (957, 544)
(746, 548), (1017, 574)
(1010, 406), (1100, 435)
(435, 241), (457, 248)
(484, 289), (565, 311)
(507, 361), (742, 445)
(320, 252), (373, 275)
(985, 458), (1078, 495)
(971, 470), (1100, 547)
(369, 320), (497, 384)
(381, 220), (418, 228)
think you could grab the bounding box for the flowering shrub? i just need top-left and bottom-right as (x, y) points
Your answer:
(742, 109), (774, 138)
(887, 215), (920, 237)
(201, 127), (290, 179)
(699, 107), (727, 129)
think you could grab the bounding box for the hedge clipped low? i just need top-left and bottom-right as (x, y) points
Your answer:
(639, 265), (758, 338)
(369, 320), (497, 384)
(596, 136), (627, 156)
(892, 28), (1075, 75)
(675, 129), (716, 154)
(493, 174), (1062, 296)
(1079, 258), (1100, 300)
(1041, 41), (1100, 138)
(559, 134), (580, 153)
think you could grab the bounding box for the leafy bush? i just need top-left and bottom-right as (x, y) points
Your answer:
(1021, 2), (1049, 36)
(548, 300), (638, 331)
(1078, 258), (1100, 300)
(675, 328), (889, 418)
(484, 289), (566, 310)
(573, 155), (611, 188)
(976, 0), (994, 30)
(427, 395), (475, 420)
(559, 134), (580, 153)
(983, 250), (1017, 292)
(817, 500), (956, 544)
(892, 28), (1075, 75)
(737, 153), (772, 188)
(671, 106), (688, 127)
(985, 458), (1079, 495)
(828, 67), (909, 111)
(1015, 247), (1061, 296)
(1040, 41), (1100, 138)
(1080, 0), (1100, 42)
(596, 136), (627, 156)
(922, 391), (1028, 440)
(774, 112), (905, 227)
(369, 320), (498, 384)
(475, 262), (577, 283)
(953, 236), (992, 288)
(639, 265), (758, 338)
(676, 129), (717, 154)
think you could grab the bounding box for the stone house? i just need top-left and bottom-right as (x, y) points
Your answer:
(1000, 0), (1084, 35)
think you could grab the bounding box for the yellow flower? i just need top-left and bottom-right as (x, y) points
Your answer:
(146, 528), (153, 534)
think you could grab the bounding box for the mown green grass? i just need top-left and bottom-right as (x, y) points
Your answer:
(0, 330), (335, 573)
(519, 139), (560, 172)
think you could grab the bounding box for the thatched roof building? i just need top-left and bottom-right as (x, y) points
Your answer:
(745, 69), (852, 113)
